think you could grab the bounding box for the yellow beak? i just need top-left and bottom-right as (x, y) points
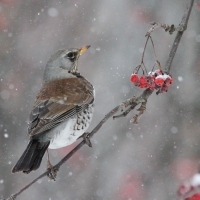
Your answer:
(78, 45), (91, 55)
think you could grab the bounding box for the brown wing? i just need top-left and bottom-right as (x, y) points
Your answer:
(28, 77), (94, 136)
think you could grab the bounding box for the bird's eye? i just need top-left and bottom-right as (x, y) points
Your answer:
(66, 52), (74, 58)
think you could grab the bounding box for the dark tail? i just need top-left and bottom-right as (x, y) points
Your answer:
(12, 139), (50, 174)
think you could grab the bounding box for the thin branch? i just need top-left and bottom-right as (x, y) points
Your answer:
(164, 0), (194, 73)
(113, 88), (152, 119)
(130, 101), (147, 124)
(146, 22), (178, 36)
(3, 0), (194, 199)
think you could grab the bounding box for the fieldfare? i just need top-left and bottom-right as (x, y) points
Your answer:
(12, 45), (94, 179)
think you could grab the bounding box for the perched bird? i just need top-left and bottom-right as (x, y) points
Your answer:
(12, 45), (94, 179)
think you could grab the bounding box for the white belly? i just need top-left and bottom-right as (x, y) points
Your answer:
(48, 104), (94, 149)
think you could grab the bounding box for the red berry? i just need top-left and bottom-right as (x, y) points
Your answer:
(130, 74), (139, 83)
(155, 78), (164, 86)
(139, 76), (150, 88)
(139, 85), (145, 88)
(140, 76), (147, 84)
(165, 77), (173, 86)
(159, 85), (168, 93)
(178, 184), (190, 196)
(186, 193), (200, 200)
(146, 75), (155, 88)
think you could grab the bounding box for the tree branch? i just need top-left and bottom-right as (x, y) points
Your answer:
(3, 0), (194, 199)
(164, 0), (194, 73)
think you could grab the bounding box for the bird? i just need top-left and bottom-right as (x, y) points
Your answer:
(12, 45), (94, 179)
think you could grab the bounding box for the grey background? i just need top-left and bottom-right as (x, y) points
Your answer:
(0, 0), (199, 199)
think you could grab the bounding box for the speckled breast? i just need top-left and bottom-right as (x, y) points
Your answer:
(48, 103), (94, 149)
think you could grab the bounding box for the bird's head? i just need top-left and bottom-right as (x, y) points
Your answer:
(44, 45), (90, 82)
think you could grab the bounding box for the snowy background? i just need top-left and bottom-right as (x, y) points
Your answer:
(0, 0), (200, 199)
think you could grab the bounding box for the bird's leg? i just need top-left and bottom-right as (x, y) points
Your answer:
(46, 149), (58, 181)
(79, 132), (92, 147)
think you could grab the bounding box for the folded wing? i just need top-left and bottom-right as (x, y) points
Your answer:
(28, 77), (94, 136)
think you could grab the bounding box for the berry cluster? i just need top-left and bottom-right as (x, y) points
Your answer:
(130, 69), (173, 93)
(178, 173), (200, 200)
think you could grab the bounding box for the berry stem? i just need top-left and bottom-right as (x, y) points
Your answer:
(149, 36), (162, 70)
(140, 36), (149, 75)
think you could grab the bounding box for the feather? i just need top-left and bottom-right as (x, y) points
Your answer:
(28, 77), (94, 137)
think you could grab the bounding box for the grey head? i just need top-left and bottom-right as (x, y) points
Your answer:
(43, 45), (90, 82)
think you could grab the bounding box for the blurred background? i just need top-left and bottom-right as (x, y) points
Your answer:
(0, 0), (199, 199)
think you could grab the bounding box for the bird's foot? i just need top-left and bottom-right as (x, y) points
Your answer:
(47, 161), (59, 181)
(81, 132), (92, 147)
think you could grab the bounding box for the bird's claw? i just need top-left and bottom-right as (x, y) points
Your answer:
(82, 132), (92, 147)
(47, 161), (58, 181)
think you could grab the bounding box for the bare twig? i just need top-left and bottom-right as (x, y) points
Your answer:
(145, 22), (177, 36)
(164, 0), (194, 73)
(113, 88), (152, 119)
(130, 101), (147, 124)
(4, 0), (194, 199)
